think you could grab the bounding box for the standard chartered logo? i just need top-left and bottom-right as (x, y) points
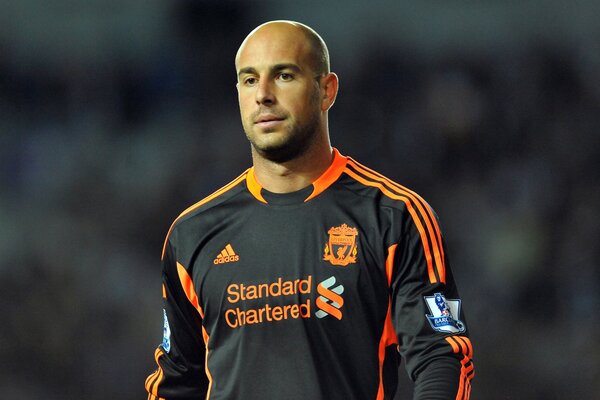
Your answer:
(315, 276), (344, 320)
(223, 275), (345, 328)
(224, 277), (312, 329)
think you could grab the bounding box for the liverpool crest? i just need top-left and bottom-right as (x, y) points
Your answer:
(323, 224), (358, 267)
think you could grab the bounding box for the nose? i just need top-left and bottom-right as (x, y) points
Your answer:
(255, 79), (275, 105)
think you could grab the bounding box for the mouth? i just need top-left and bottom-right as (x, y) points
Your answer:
(254, 114), (285, 128)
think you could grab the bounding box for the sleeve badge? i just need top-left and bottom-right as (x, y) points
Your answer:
(424, 293), (466, 333)
(162, 309), (172, 352)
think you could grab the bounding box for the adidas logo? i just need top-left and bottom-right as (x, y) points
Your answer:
(213, 244), (240, 265)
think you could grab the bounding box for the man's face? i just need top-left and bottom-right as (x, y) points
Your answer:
(236, 25), (323, 162)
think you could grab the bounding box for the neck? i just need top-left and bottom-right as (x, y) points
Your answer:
(251, 139), (333, 194)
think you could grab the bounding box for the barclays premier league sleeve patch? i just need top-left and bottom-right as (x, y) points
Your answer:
(424, 293), (466, 334)
(162, 309), (171, 353)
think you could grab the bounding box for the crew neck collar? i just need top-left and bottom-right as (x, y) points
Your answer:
(246, 148), (347, 205)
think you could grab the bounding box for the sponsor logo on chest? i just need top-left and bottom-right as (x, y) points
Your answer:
(224, 275), (345, 329)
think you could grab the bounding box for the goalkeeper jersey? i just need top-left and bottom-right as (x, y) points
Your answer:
(145, 148), (474, 400)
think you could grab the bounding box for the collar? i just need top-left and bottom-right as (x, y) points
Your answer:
(246, 148), (347, 204)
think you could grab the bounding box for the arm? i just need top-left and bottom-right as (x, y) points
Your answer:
(145, 240), (209, 399)
(390, 207), (474, 399)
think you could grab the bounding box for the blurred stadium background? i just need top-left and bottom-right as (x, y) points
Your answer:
(1, 1), (599, 399)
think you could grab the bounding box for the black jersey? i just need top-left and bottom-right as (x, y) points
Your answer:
(145, 149), (474, 400)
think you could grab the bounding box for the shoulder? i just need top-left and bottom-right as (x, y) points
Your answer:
(161, 169), (249, 258)
(339, 155), (434, 215)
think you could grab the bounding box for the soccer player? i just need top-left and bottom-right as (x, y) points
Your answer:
(145, 20), (474, 400)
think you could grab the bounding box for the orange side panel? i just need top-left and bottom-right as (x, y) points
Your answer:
(376, 298), (398, 400)
(175, 262), (214, 398)
(385, 244), (398, 286)
(176, 262), (204, 319)
(202, 326), (214, 399)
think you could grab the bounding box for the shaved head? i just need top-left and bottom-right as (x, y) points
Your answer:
(236, 20), (330, 76)
(235, 20), (338, 166)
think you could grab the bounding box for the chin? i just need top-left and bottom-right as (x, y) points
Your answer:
(256, 138), (314, 163)
(246, 119), (318, 163)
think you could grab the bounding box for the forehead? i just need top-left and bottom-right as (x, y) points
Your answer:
(236, 25), (313, 72)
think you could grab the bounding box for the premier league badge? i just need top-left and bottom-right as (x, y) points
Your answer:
(424, 293), (466, 334)
(162, 309), (171, 352)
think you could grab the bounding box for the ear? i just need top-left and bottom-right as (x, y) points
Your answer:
(320, 72), (339, 112)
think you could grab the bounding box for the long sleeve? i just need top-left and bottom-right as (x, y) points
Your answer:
(390, 207), (474, 400)
(145, 240), (209, 400)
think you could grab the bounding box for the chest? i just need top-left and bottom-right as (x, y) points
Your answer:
(187, 202), (392, 335)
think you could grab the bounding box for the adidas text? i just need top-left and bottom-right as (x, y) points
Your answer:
(214, 254), (240, 264)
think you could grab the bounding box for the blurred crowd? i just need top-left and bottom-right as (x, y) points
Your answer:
(0, 1), (598, 399)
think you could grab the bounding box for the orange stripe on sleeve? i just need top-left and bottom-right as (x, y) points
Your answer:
(445, 336), (460, 353)
(145, 348), (166, 400)
(161, 171), (248, 259)
(454, 336), (474, 359)
(148, 392), (165, 400)
(344, 167), (438, 283)
(145, 369), (158, 393)
(445, 336), (474, 400)
(348, 159), (446, 283)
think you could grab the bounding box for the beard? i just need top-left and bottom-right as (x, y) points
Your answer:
(248, 114), (320, 163)
(245, 112), (321, 164)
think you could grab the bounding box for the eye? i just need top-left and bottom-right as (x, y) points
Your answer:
(278, 72), (294, 82)
(243, 76), (258, 86)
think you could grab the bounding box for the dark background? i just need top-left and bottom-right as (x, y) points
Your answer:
(1, 1), (599, 399)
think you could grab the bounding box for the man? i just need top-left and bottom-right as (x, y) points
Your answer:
(145, 20), (474, 400)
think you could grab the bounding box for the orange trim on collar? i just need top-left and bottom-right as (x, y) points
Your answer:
(246, 167), (268, 203)
(304, 148), (347, 202)
(245, 148), (348, 203)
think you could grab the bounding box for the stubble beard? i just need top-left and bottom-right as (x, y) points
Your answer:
(244, 97), (322, 164)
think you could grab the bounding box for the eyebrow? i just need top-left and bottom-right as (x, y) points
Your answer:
(237, 63), (302, 79)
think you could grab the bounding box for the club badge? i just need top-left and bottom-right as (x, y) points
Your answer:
(323, 224), (358, 267)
